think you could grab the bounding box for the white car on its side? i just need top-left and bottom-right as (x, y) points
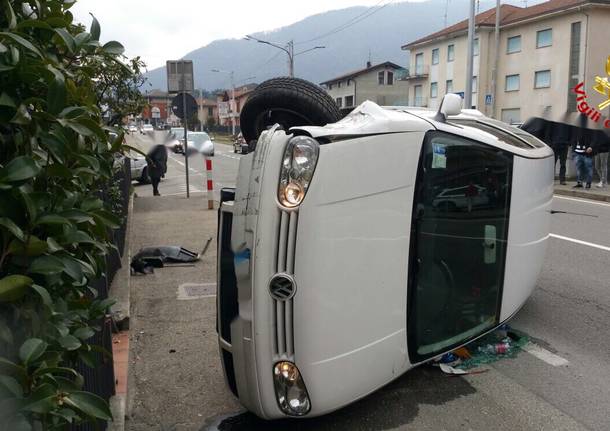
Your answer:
(216, 79), (553, 420)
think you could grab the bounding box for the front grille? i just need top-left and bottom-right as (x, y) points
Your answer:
(218, 190), (238, 343)
(272, 210), (298, 357)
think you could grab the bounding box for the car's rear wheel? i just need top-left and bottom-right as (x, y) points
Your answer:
(239, 77), (342, 143)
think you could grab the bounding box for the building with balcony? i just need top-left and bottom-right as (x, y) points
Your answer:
(401, 0), (610, 123)
(320, 61), (409, 115)
(216, 83), (257, 130)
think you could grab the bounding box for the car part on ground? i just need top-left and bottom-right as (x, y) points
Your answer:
(239, 77), (342, 144)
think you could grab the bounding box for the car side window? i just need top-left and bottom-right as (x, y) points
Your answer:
(407, 131), (514, 362)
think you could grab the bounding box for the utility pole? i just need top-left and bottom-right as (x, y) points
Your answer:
(181, 65), (190, 198)
(464, 0), (476, 109)
(288, 41), (294, 77)
(230, 71), (236, 135)
(490, 0), (501, 118)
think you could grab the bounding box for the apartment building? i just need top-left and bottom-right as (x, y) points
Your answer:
(216, 83), (257, 129)
(320, 61), (409, 114)
(401, 0), (610, 123)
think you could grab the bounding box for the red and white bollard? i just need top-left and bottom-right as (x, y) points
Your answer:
(204, 157), (214, 209)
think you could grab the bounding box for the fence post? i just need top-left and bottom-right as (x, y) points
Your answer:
(205, 157), (214, 210)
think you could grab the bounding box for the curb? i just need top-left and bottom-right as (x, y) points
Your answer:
(554, 188), (610, 203)
(108, 191), (135, 431)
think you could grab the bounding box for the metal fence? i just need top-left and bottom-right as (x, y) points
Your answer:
(70, 157), (131, 431)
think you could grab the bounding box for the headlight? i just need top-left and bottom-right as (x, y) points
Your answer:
(278, 136), (319, 208)
(273, 361), (311, 416)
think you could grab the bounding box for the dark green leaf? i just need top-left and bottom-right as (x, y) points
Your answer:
(0, 275), (32, 302)
(0, 217), (25, 241)
(19, 383), (56, 414)
(73, 327), (95, 340)
(0, 375), (22, 398)
(60, 256), (83, 281)
(4, 0), (16, 29)
(0, 156), (40, 183)
(32, 366), (79, 379)
(31, 284), (52, 308)
(28, 255), (64, 275)
(10, 105), (31, 125)
(46, 237), (63, 253)
(77, 350), (96, 368)
(35, 214), (71, 226)
(58, 106), (88, 119)
(89, 14), (100, 41)
(0, 32), (43, 58)
(0, 358), (26, 381)
(53, 28), (75, 53)
(17, 19), (52, 31)
(73, 31), (90, 46)
(102, 41), (124, 55)
(0, 92), (16, 108)
(60, 210), (93, 224)
(0, 41), (6, 53)
(8, 236), (48, 257)
(46, 65), (66, 115)
(81, 197), (103, 212)
(18, 338), (47, 364)
(58, 335), (81, 351)
(63, 391), (111, 421)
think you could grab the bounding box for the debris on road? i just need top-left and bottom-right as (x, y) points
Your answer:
(130, 239), (212, 275)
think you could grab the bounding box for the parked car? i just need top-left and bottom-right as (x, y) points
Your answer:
(168, 127), (186, 153)
(233, 132), (248, 154)
(141, 124), (154, 134)
(129, 152), (148, 183)
(216, 78), (553, 419)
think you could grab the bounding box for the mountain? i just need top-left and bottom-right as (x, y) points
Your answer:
(144, 0), (540, 91)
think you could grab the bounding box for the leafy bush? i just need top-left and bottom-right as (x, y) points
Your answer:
(0, 1), (141, 428)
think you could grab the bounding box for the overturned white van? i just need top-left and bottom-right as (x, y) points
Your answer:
(217, 81), (554, 419)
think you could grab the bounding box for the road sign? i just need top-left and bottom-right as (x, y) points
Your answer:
(485, 94), (493, 105)
(171, 92), (197, 120)
(166, 60), (194, 93)
(151, 106), (161, 119)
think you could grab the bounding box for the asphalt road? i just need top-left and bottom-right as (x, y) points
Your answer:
(128, 131), (242, 199)
(127, 132), (610, 430)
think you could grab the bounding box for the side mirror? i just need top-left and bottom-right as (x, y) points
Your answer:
(434, 93), (463, 122)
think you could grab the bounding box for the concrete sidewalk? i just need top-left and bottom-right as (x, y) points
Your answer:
(553, 180), (610, 202)
(125, 195), (241, 431)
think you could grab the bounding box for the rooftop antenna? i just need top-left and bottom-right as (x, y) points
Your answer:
(522, 0), (528, 6)
(476, 0), (480, 13)
(368, 49), (372, 64)
(443, 0), (450, 28)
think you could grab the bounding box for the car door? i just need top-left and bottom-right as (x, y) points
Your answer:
(407, 131), (513, 362)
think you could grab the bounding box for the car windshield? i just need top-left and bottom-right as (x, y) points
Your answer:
(170, 128), (184, 139)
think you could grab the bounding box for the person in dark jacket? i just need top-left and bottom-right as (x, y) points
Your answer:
(550, 122), (570, 185)
(147, 144), (168, 196)
(572, 128), (594, 189)
(594, 132), (609, 188)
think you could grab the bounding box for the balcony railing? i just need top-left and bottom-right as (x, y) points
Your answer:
(403, 65), (430, 80)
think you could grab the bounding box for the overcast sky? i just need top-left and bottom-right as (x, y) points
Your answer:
(71, 0), (414, 70)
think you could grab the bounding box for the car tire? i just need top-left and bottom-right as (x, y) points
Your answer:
(239, 77), (342, 143)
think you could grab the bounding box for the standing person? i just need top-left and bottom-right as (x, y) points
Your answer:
(147, 144), (167, 196)
(594, 132), (609, 188)
(572, 128), (594, 189)
(550, 122), (570, 185)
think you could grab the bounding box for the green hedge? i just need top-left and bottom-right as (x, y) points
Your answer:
(0, 1), (141, 428)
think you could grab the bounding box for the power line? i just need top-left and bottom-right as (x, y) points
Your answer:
(295, 0), (395, 45)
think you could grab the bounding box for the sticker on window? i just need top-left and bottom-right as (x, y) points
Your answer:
(432, 143), (447, 169)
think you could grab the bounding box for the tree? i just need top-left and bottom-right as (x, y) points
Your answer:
(88, 55), (147, 125)
(0, 1), (138, 428)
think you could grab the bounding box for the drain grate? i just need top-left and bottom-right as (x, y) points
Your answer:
(177, 283), (217, 300)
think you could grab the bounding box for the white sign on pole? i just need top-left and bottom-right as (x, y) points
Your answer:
(166, 60), (194, 93)
(151, 106), (161, 119)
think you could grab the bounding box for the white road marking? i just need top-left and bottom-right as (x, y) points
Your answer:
(549, 233), (610, 252)
(522, 342), (569, 367)
(553, 195), (610, 207)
